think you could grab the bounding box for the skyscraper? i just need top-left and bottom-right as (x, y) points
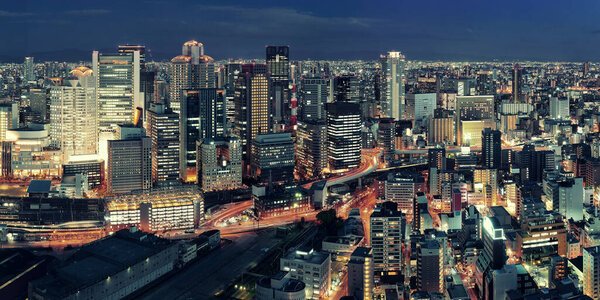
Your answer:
(266, 46), (290, 123)
(417, 239), (443, 293)
(583, 246), (600, 299)
(146, 103), (179, 186)
(169, 41), (216, 114)
(377, 118), (396, 163)
(93, 50), (141, 138)
(326, 102), (362, 171)
(197, 137), (242, 191)
(482, 128), (501, 169)
(107, 125), (151, 195)
(179, 89), (226, 182)
(370, 202), (404, 278)
(333, 74), (360, 103)
(296, 120), (327, 180)
(380, 51), (406, 120)
(0, 102), (19, 142)
(512, 64), (523, 103)
(233, 64), (271, 174)
(300, 77), (328, 121)
(49, 67), (97, 160)
(348, 247), (373, 300)
(549, 97), (569, 120)
(250, 133), (294, 183)
(23, 57), (34, 82)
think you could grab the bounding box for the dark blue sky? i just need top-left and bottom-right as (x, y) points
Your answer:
(2, 0), (600, 62)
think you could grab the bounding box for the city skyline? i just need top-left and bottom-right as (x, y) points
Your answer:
(2, 0), (600, 62)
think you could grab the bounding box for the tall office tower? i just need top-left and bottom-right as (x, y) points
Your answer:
(428, 148), (446, 170)
(455, 95), (494, 146)
(456, 95), (494, 121)
(474, 168), (498, 207)
(118, 45), (153, 116)
(266, 46), (290, 123)
(224, 61), (242, 127)
(250, 133), (294, 183)
(179, 89), (226, 182)
(348, 247), (373, 300)
(93, 50), (141, 140)
(406, 93), (436, 123)
(555, 177), (584, 222)
(296, 120), (327, 180)
(106, 125), (151, 195)
(23, 57), (34, 82)
(482, 128), (502, 169)
(333, 74), (360, 103)
(0, 102), (19, 142)
(517, 145), (555, 183)
(146, 103), (179, 186)
(300, 77), (328, 121)
(197, 137), (242, 191)
(380, 51), (406, 120)
(49, 67), (97, 160)
(169, 40), (215, 114)
(29, 88), (49, 124)
(475, 217), (507, 299)
(428, 115), (455, 145)
(476, 71), (494, 95)
(233, 63), (271, 174)
(370, 202), (404, 278)
(512, 64), (523, 103)
(326, 102), (362, 172)
(583, 246), (600, 299)
(417, 239), (443, 293)
(549, 97), (569, 120)
(377, 118), (396, 163)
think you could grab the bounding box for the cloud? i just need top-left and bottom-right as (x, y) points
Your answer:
(0, 10), (34, 17)
(65, 9), (111, 16)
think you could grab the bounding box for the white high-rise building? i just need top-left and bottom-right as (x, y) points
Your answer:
(380, 51), (406, 120)
(550, 97), (570, 120)
(583, 246), (600, 299)
(0, 102), (18, 142)
(169, 40), (216, 115)
(50, 67), (97, 160)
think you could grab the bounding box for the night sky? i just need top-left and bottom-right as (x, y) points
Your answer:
(2, 0), (600, 62)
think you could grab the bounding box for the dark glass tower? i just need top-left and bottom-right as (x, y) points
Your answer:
(266, 46), (290, 123)
(482, 128), (501, 169)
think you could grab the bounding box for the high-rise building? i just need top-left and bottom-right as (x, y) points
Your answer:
(406, 93), (436, 123)
(0, 102), (19, 142)
(549, 97), (569, 120)
(417, 239), (443, 293)
(512, 64), (523, 103)
(224, 61), (242, 126)
(333, 74), (360, 103)
(49, 67), (97, 160)
(29, 88), (49, 123)
(583, 246), (600, 299)
(428, 148), (446, 170)
(428, 116), (454, 146)
(169, 40), (215, 114)
(380, 51), (406, 120)
(370, 202), (404, 277)
(377, 118), (396, 164)
(250, 133), (294, 183)
(118, 45), (154, 122)
(326, 102), (362, 172)
(300, 77), (328, 121)
(197, 137), (242, 191)
(23, 57), (35, 82)
(482, 128), (501, 169)
(296, 120), (327, 180)
(475, 216), (507, 298)
(146, 103), (179, 186)
(456, 95), (494, 121)
(93, 50), (142, 137)
(107, 125), (151, 195)
(348, 247), (373, 300)
(474, 168), (498, 207)
(233, 64), (271, 174)
(266, 46), (290, 123)
(179, 89), (226, 182)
